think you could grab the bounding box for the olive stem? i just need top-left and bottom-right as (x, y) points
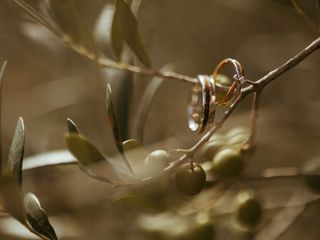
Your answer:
(244, 90), (262, 151)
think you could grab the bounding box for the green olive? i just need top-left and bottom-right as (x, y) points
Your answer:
(225, 127), (250, 139)
(211, 148), (244, 178)
(175, 163), (206, 196)
(226, 133), (250, 146)
(236, 190), (262, 228)
(198, 140), (225, 162)
(305, 176), (320, 193)
(144, 150), (172, 175)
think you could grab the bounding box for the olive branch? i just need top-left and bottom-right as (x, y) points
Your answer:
(1, 0), (320, 239)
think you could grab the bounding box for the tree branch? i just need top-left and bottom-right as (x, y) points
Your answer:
(244, 36), (320, 94)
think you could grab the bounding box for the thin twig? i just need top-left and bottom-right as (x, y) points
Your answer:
(243, 36), (320, 94)
(244, 90), (262, 150)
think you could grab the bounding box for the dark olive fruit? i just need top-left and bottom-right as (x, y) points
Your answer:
(211, 148), (244, 178)
(302, 158), (320, 193)
(175, 163), (206, 195)
(188, 221), (215, 240)
(236, 190), (262, 228)
(198, 140), (225, 162)
(188, 212), (215, 240)
(144, 150), (172, 175)
(305, 176), (320, 193)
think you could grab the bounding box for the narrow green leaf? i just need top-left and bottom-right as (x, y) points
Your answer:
(0, 173), (24, 223)
(66, 118), (79, 134)
(65, 133), (105, 166)
(50, 0), (96, 53)
(111, 11), (124, 60)
(115, 0), (151, 67)
(65, 133), (119, 183)
(106, 84), (134, 174)
(8, 117), (25, 185)
(23, 150), (77, 171)
(24, 193), (58, 240)
(133, 65), (173, 142)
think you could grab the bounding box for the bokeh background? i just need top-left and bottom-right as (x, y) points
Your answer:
(0, 0), (320, 239)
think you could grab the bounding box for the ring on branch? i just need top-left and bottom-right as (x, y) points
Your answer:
(212, 58), (246, 106)
(187, 75), (216, 133)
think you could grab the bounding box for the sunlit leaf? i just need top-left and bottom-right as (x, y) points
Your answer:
(111, 0), (142, 60)
(23, 150), (77, 171)
(24, 193), (58, 240)
(65, 133), (119, 183)
(115, 0), (151, 67)
(0, 173), (24, 223)
(66, 118), (79, 134)
(50, 0), (96, 52)
(12, 0), (62, 38)
(65, 133), (105, 166)
(106, 84), (134, 174)
(8, 117), (25, 185)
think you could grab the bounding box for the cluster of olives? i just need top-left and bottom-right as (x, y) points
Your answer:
(135, 127), (263, 239)
(198, 127), (250, 179)
(174, 127), (250, 196)
(139, 127), (249, 197)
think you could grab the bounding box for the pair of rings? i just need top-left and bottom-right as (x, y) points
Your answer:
(188, 58), (245, 133)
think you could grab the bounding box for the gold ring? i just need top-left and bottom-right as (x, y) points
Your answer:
(212, 58), (245, 106)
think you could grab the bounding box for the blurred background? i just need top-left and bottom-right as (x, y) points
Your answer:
(0, 0), (320, 239)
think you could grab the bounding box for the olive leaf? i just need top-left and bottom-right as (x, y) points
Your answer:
(0, 173), (25, 223)
(111, 0), (142, 60)
(12, 0), (62, 38)
(111, 11), (124, 60)
(65, 133), (105, 166)
(49, 0), (96, 53)
(115, 0), (151, 67)
(23, 150), (77, 171)
(24, 193), (58, 240)
(133, 65), (173, 142)
(106, 84), (134, 174)
(8, 117), (25, 185)
(65, 133), (119, 183)
(66, 118), (80, 134)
